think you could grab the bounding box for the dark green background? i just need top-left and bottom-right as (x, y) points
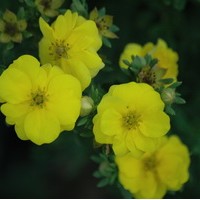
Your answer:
(0, 0), (200, 198)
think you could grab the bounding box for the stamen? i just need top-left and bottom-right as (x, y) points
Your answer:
(30, 88), (48, 108)
(122, 110), (141, 130)
(49, 40), (69, 60)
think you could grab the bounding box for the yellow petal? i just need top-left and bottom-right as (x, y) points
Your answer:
(69, 20), (102, 50)
(89, 7), (98, 21)
(125, 132), (144, 158)
(15, 116), (29, 140)
(130, 130), (159, 152)
(24, 109), (60, 145)
(136, 172), (157, 198)
(71, 50), (104, 77)
(51, 0), (64, 9)
(44, 9), (58, 17)
(11, 33), (22, 43)
(10, 55), (41, 83)
(39, 17), (54, 40)
(39, 38), (55, 65)
(93, 114), (113, 144)
(3, 10), (17, 23)
(61, 59), (91, 91)
(47, 74), (81, 127)
(0, 67), (31, 103)
(0, 33), (11, 43)
(1, 102), (30, 124)
(54, 15), (71, 39)
(101, 30), (118, 39)
(100, 109), (122, 136)
(139, 110), (170, 137)
(115, 153), (143, 178)
(17, 20), (27, 31)
(119, 43), (143, 69)
(103, 15), (113, 26)
(112, 134), (129, 156)
(0, 20), (5, 32)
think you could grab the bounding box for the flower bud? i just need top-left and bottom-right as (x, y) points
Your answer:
(80, 96), (94, 117)
(161, 88), (176, 105)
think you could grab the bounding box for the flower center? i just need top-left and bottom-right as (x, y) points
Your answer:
(49, 40), (70, 60)
(30, 88), (48, 108)
(122, 110), (141, 130)
(40, 0), (52, 9)
(143, 155), (157, 171)
(5, 22), (18, 36)
(96, 18), (109, 32)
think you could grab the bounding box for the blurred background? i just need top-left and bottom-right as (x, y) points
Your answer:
(0, 0), (200, 198)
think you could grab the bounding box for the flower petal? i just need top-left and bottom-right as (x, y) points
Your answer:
(61, 59), (91, 91)
(17, 20), (27, 31)
(139, 111), (170, 137)
(71, 50), (104, 77)
(47, 74), (81, 128)
(93, 115), (113, 144)
(3, 10), (17, 23)
(100, 109), (122, 136)
(39, 17), (54, 40)
(10, 55), (41, 83)
(1, 102), (30, 124)
(0, 19), (5, 32)
(54, 15), (71, 39)
(0, 67), (31, 103)
(24, 109), (60, 145)
(113, 134), (129, 156)
(69, 20), (102, 50)
(11, 33), (22, 43)
(0, 33), (11, 43)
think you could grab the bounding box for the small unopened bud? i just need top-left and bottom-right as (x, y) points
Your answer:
(80, 96), (94, 117)
(161, 88), (176, 105)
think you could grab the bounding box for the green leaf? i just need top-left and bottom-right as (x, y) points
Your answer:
(149, 58), (158, 68)
(23, 31), (33, 39)
(79, 131), (93, 138)
(110, 24), (120, 32)
(174, 96), (186, 104)
(97, 178), (109, 187)
(17, 7), (25, 19)
(24, 0), (35, 7)
(91, 155), (101, 163)
(77, 117), (88, 126)
(71, 0), (88, 18)
(159, 78), (174, 84)
(123, 59), (131, 67)
(169, 81), (182, 88)
(98, 7), (106, 17)
(102, 37), (112, 48)
(93, 171), (102, 178)
(165, 105), (176, 115)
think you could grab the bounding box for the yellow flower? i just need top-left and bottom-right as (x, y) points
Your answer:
(35, 0), (64, 17)
(93, 82), (170, 157)
(39, 10), (104, 90)
(115, 135), (190, 198)
(89, 7), (118, 39)
(119, 39), (179, 81)
(0, 55), (81, 145)
(0, 10), (27, 43)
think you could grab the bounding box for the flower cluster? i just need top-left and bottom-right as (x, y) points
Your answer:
(0, 0), (191, 198)
(0, 10), (27, 43)
(0, 55), (81, 145)
(116, 136), (190, 198)
(39, 9), (104, 90)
